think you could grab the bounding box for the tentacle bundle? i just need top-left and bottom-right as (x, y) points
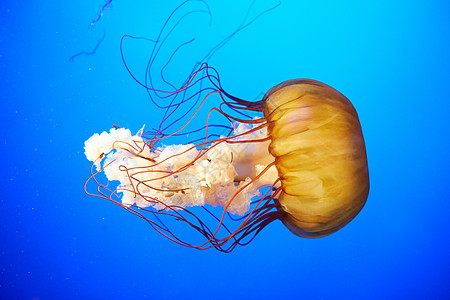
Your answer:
(262, 79), (369, 238)
(84, 123), (278, 216)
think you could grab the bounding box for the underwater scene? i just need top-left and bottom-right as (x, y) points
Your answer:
(1, 0), (449, 299)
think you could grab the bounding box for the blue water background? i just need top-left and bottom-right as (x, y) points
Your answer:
(1, 0), (450, 299)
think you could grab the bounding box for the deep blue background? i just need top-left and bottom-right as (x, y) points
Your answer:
(1, 0), (450, 299)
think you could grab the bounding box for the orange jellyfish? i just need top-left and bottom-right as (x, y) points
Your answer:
(84, 2), (368, 252)
(84, 63), (369, 252)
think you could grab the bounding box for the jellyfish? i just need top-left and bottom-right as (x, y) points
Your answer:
(84, 1), (369, 252)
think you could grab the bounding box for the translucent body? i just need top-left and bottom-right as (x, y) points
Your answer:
(262, 79), (369, 238)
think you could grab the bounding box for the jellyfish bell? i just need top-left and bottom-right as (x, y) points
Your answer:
(261, 79), (369, 238)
